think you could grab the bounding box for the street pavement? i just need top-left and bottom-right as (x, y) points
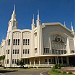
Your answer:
(0, 68), (50, 75)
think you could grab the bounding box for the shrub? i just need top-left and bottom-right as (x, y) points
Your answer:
(63, 71), (66, 74)
(57, 70), (61, 73)
(68, 72), (73, 74)
(54, 64), (58, 69)
(53, 64), (62, 69)
(16, 59), (25, 67)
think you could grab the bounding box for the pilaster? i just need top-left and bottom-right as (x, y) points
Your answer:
(66, 36), (70, 54)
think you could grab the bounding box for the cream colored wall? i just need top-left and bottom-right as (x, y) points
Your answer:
(0, 23), (75, 67)
(12, 31), (21, 59)
(42, 25), (74, 54)
(22, 31), (31, 58)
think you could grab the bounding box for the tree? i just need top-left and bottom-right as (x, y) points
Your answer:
(0, 55), (5, 67)
(2, 55), (5, 67)
(16, 59), (25, 67)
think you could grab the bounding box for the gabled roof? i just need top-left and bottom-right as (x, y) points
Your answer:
(42, 22), (74, 35)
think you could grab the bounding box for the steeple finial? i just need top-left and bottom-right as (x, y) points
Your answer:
(14, 4), (15, 12)
(13, 4), (16, 15)
(71, 22), (73, 31)
(71, 22), (74, 34)
(32, 14), (34, 24)
(37, 10), (40, 20)
(11, 4), (16, 20)
(64, 21), (66, 26)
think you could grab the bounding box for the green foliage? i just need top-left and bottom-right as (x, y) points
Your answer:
(2, 55), (5, 60)
(63, 71), (66, 74)
(68, 72), (73, 74)
(50, 64), (74, 75)
(16, 60), (20, 65)
(0, 55), (5, 67)
(53, 64), (62, 69)
(16, 59), (25, 67)
(0, 55), (5, 60)
(20, 59), (24, 67)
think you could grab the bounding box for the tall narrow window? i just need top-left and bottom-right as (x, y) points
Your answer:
(23, 49), (24, 54)
(25, 49), (27, 54)
(17, 49), (19, 54)
(8, 50), (9, 54)
(15, 49), (17, 54)
(7, 59), (9, 64)
(23, 39), (25, 45)
(8, 39), (10, 45)
(28, 49), (29, 54)
(18, 39), (20, 45)
(6, 50), (10, 54)
(12, 59), (14, 64)
(44, 48), (49, 53)
(26, 39), (27, 45)
(28, 39), (30, 45)
(16, 39), (17, 45)
(15, 59), (17, 64)
(13, 39), (15, 45)
(13, 50), (14, 54)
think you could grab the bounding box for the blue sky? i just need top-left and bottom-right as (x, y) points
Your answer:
(0, 0), (74, 43)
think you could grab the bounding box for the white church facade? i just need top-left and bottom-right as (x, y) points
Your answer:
(0, 7), (75, 67)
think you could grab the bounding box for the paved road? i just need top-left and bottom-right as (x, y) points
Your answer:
(0, 68), (50, 75)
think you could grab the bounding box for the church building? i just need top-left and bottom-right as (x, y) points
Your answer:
(0, 6), (75, 67)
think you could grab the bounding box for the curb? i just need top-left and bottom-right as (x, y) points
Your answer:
(40, 71), (48, 75)
(40, 73), (43, 75)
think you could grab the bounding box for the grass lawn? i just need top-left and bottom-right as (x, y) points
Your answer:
(48, 69), (75, 75)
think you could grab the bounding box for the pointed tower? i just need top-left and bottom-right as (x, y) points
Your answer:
(71, 22), (74, 34)
(7, 5), (18, 33)
(36, 10), (40, 27)
(31, 14), (35, 30)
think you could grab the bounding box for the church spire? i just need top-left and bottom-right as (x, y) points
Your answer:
(37, 10), (40, 20)
(11, 4), (16, 21)
(32, 14), (35, 25)
(32, 14), (35, 29)
(36, 10), (40, 27)
(7, 5), (17, 33)
(14, 4), (15, 12)
(71, 22), (74, 34)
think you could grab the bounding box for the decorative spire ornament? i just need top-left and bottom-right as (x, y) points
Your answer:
(32, 14), (35, 25)
(71, 22), (74, 34)
(37, 10), (40, 20)
(64, 21), (66, 26)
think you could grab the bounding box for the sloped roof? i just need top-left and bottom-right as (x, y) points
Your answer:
(42, 22), (74, 36)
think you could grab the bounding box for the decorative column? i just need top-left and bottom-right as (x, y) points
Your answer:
(30, 59), (31, 66)
(66, 37), (70, 54)
(39, 58), (40, 65)
(73, 37), (75, 52)
(47, 57), (49, 65)
(61, 57), (63, 65)
(58, 57), (59, 64)
(10, 31), (13, 67)
(34, 58), (35, 66)
(55, 57), (57, 64)
(66, 56), (69, 65)
(49, 37), (52, 54)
